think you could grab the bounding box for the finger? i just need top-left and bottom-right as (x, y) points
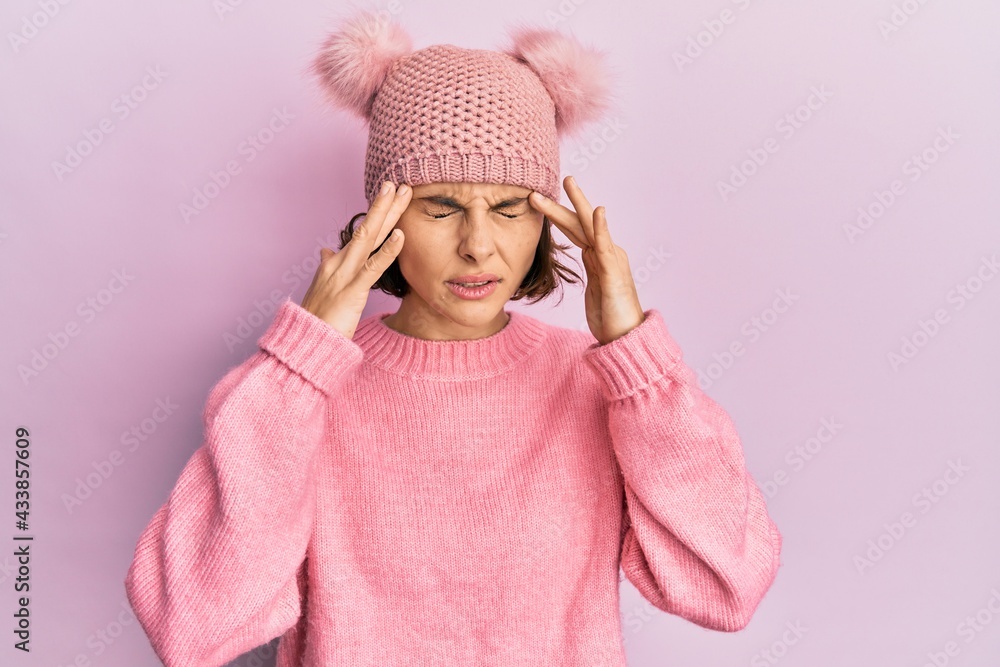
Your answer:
(563, 175), (596, 246)
(593, 206), (614, 255)
(590, 206), (619, 282)
(310, 246), (338, 292)
(328, 181), (397, 273)
(372, 183), (412, 248)
(339, 182), (411, 275)
(581, 247), (599, 280)
(352, 227), (404, 290)
(528, 191), (588, 248)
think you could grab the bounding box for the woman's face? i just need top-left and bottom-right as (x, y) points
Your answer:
(383, 181), (544, 340)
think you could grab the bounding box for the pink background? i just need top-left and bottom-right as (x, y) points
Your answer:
(3, 0), (999, 665)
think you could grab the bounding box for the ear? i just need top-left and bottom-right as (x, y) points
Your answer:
(310, 9), (414, 121)
(502, 24), (614, 138)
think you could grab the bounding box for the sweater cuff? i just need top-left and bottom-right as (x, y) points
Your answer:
(582, 309), (684, 401)
(257, 297), (364, 397)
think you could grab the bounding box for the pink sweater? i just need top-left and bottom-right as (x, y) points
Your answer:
(124, 297), (782, 666)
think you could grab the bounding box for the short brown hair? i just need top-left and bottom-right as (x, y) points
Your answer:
(338, 213), (584, 305)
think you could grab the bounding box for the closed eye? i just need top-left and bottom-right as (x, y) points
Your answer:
(429, 210), (521, 219)
(422, 196), (528, 220)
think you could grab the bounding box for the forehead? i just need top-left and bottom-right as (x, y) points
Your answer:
(409, 181), (531, 200)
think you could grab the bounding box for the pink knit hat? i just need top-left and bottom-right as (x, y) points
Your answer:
(309, 10), (614, 207)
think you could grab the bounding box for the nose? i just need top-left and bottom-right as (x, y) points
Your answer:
(455, 210), (497, 261)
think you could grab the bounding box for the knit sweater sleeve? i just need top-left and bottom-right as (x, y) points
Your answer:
(124, 298), (363, 667)
(582, 309), (782, 632)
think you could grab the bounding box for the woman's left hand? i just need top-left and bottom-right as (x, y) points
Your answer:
(528, 175), (646, 345)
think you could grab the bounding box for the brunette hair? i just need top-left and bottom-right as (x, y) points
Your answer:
(338, 213), (584, 305)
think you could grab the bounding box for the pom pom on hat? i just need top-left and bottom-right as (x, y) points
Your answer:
(307, 10), (617, 204)
(310, 10), (413, 120)
(502, 25), (613, 138)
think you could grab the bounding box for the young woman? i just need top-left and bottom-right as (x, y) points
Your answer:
(124, 10), (782, 667)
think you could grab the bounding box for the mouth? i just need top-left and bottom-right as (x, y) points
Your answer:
(445, 278), (501, 300)
(445, 273), (501, 287)
(446, 279), (500, 287)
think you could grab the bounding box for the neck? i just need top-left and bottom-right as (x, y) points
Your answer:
(382, 297), (511, 341)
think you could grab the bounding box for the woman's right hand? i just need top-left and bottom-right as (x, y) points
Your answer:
(300, 180), (412, 340)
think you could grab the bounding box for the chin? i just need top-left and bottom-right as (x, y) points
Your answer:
(440, 288), (507, 318)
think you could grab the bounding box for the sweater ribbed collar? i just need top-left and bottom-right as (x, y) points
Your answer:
(352, 308), (549, 380)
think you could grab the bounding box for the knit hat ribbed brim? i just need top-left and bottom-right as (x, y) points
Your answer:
(308, 10), (615, 206)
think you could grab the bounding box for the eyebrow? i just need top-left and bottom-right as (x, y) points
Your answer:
(418, 195), (528, 209)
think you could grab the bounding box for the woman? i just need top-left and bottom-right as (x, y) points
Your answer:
(124, 10), (782, 667)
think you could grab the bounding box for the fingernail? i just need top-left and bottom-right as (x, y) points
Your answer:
(381, 181), (392, 196)
(398, 183), (409, 195)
